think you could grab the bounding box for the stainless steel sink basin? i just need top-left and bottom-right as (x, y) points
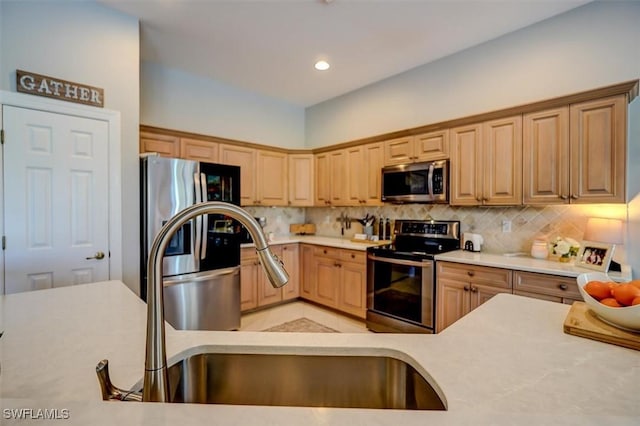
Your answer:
(157, 351), (446, 410)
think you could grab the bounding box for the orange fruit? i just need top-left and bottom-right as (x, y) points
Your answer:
(584, 281), (612, 300)
(631, 296), (640, 306)
(600, 298), (622, 308)
(629, 280), (640, 290)
(611, 284), (640, 306)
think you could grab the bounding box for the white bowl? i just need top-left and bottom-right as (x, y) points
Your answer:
(576, 272), (640, 332)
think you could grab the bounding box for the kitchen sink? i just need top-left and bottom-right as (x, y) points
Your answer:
(141, 349), (447, 410)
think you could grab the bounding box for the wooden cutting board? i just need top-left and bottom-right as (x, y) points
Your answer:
(563, 302), (640, 351)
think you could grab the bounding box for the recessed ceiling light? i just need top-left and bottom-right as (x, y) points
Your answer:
(314, 60), (330, 71)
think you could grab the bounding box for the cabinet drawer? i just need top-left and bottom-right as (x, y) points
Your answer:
(314, 246), (341, 259)
(513, 271), (581, 299)
(437, 262), (512, 289)
(241, 247), (257, 263)
(340, 250), (365, 263)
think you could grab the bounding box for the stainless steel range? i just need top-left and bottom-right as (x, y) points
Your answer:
(366, 219), (460, 333)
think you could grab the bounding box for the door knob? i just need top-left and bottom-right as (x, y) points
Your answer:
(86, 251), (105, 260)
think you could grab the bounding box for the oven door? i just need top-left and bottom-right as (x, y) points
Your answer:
(366, 254), (435, 333)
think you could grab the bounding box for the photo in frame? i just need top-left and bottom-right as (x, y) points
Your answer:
(576, 241), (615, 272)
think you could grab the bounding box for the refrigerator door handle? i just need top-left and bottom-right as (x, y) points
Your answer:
(193, 172), (202, 262)
(200, 172), (208, 259)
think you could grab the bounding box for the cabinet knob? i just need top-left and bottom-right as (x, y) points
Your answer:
(571, 194), (579, 200)
(467, 271), (475, 277)
(351, 254), (355, 259)
(323, 249), (327, 254)
(560, 195), (569, 200)
(558, 284), (568, 291)
(470, 285), (478, 293)
(464, 286), (470, 292)
(476, 197), (482, 202)
(483, 198), (489, 202)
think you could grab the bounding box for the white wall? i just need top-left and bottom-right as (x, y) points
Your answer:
(0, 1), (141, 293)
(306, 1), (640, 147)
(141, 62), (305, 149)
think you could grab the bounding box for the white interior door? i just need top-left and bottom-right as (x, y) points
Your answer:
(2, 105), (110, 294)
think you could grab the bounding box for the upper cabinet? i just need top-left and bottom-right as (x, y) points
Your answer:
(219, 144), (256, 206)
(569, 95), (626, 203)
(345, 143), (384, 206)
(140, 131), (179, 157)
(288, 154), (314, 206)
(180, 137), (219, 162)
(450, 116), (522, 206)
(523, 95), (627, 205)
(314, 149), (348, 206)
(383, 130), (449, 166)
(256, 150), (288, 206)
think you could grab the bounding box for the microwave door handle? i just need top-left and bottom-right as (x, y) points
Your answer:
(193, 172), (202, 263)
(427, 163), (435, 201)
(200, 172), (208, 260)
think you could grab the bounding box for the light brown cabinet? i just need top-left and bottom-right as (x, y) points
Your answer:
(180, 137), (219, 162)
(524, 96), (626, 205)
(569, 95), (626, 203)
(288, 154), (314, 206)
(241, 244), (300, 312)
(345, 143), (384, 206)
(300, 245), (366, 318)
(314, 150), (348, 206)
(513, 271), (582, 305)
(450, 116), (522, 206)
(256, 150), (288, 206)
(436, 262), (512, 332)
(523, 107), (570, 204)
(140, 131), (179, 157)
(219, 144), (256, 206)
(383, 130), (449, 166)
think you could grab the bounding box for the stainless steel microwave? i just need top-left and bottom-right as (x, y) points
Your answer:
(381, 160), (449, 203)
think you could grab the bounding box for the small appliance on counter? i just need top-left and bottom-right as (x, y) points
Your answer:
(462, 233), (483, 252)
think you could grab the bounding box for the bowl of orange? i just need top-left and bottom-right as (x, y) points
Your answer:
(576, 272), (640, 332)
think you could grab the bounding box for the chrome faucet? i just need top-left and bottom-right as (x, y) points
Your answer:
(96, 201), (289, 402)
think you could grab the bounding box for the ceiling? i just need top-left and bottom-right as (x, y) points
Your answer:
(99, 0), (591, 107)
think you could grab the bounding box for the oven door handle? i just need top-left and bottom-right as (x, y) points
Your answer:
(367, 254), (432, 267)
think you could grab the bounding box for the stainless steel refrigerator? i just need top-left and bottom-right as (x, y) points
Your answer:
(140, 154), (242, 330)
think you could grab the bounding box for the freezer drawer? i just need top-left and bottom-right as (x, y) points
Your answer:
(163, 267), (241, 331)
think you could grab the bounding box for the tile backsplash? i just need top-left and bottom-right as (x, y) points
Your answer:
(247, 204), (628, 262)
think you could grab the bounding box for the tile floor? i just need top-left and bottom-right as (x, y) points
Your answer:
(240, 301), (372, 333)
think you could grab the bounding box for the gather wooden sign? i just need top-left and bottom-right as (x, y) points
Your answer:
(16, 69), (104, 108)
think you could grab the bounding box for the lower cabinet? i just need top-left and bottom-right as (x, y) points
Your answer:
(300, 244), (367, 319)
(436, 261), (512, 332)
(240, 244), (300, 312)
(513, 271), (582, 305)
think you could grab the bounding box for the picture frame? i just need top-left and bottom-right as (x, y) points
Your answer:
(576, 241), (615, 272)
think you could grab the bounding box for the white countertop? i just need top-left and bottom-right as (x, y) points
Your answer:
(435, 250), (633, 282)
(1, 281), (639, 424)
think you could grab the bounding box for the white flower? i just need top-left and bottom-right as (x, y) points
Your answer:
(554, 240), (570, 255)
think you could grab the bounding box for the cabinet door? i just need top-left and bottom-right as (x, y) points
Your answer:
(288, 154), (314, 206)
(346, 146), (364, 206)
(383, 136), (414, 166)
(469, 284), (510, 311)
(436, 278), (470, 332)
(339, 260), (367, 318)
(523, 107), (570, 205)
(482, 116), (522, 205)
(315, 257), (339, 308)
(257, 150), (288, 206)
(257, 246), (283, 306)
(281, 244), (300, 300)
(449, 124), (482, 206)
(240, 251), (258, 311)
(570, 95), (626, 203)
(140, 131), (179, 157)
(314, 153), (331, 206)
(180, 138), (219, 162)
(329, 150), (348, 205)
(414, 130), (449, 162)
(220, 144), (256, 206)
(300, 245), (316, 299)
(362, 142), (384, 206)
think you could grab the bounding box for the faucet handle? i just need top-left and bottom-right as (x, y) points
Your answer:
(96, 360), (142, 402)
